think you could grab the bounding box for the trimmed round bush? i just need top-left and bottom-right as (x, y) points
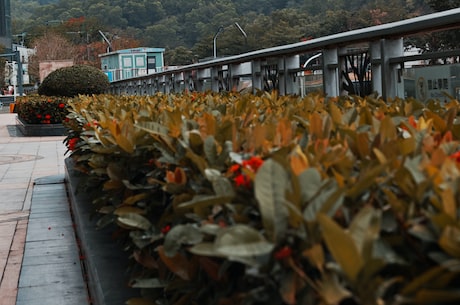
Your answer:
(38, 65), (110, 97)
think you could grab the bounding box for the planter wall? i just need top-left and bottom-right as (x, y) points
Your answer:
(16, 117), (66, 136)
(65, 158), (140, 305)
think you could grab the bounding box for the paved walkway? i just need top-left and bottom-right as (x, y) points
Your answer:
(0, 111), (88, 305)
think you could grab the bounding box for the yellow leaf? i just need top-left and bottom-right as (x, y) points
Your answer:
(441, 188), (457, 219)
(123, 193), (149, 205)
(418, 116), (433, 131)
(317, 213), (364, 282)
(290, 145), (309, 176)
(157, 245), (191, 280)
(398, 137), (416, 156)
(126, 298), (156, 305)
(372, 148), (387, 164)
(356, 132), (370, 159)
(302, 243), (325, 271)
(114, 206), (146, 216)
(310, 112), (323, 140)
(379, 116), (397, 143)
(439, 226), (460, 258)
(103, 180), (124, 190)
(329, 102), (342, 126)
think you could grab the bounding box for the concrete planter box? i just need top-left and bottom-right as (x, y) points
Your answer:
(16, 117), (67, 136)
(65, 158), (140, 305)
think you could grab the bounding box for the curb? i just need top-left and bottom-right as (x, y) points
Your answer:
(65, 158), (140, 305)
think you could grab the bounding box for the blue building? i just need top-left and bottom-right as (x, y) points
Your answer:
(99, 47), (165, 82)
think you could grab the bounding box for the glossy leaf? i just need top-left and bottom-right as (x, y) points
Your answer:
(189, 224), (274, 259)
(175, 194), (234, 213)
(163, 224), (203, 257)
(439, 226), (460, 258)
(317, 271), (352, 305)
(117, 213), (151, 230)
(254, 159), (289, 242)
(130, 278), (165, 288)
(349, 206), (381, 260)
(157, 245), (192, 281)
(317, 213), (364, 282)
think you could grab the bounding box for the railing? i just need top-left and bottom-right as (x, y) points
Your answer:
(108, 8), (460, 100)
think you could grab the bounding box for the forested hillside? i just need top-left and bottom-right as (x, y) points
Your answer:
(9, 0), (456, 66)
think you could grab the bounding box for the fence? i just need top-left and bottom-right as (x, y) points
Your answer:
(108, 8), (460, 100)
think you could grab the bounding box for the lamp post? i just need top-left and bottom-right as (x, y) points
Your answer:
(213, 23), (247, 59)
(213, 26), (224, 58)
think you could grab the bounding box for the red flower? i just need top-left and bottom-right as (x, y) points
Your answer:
(161, 224), (172, 234)
(58, 103), (65, 108)
(274, 246), (292, 260)
(450, 151), (460, 163)
(229, 164), (241, 173)
(45, 114), (51, 120)
(234, 173), (251, 188)
(36, 114), (42, 119)
(68, 138), (79, 151)
(243, 156), (264, 173)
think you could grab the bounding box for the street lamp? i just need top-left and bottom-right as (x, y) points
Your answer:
(213, 26), (225, 58)
(213, 23), (247, 59)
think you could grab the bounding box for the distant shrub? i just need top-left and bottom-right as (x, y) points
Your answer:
(38, 65), (110, 97)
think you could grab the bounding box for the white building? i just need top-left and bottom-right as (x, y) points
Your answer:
(3, 44), (35, 95)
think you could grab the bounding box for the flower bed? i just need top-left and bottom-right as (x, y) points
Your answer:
(64, 92), (460, 305)
(14, 95), (69, 136)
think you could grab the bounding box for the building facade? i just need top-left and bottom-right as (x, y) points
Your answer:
(99, 47), (165, 82)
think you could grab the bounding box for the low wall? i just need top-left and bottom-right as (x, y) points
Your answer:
(65, 158), (140, 305)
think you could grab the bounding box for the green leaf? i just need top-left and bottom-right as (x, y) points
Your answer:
(117, 213), (151, 230)
(348, 206), (381, 261)
(214, 224), (274, 257)
(205, 169), (235, 197)
(135, 121), (170, 138)
(298, 167), (322, 203)
(254, 159), (289, 242)
(404, 155), (426, 185)
(204, 136), (218, 165)
(189, 224), (274, 259)
(175, 194), (233, 213)
(304, 178), (343, 222)
(317, 213), (364, 282)
(130, 278), (165, 288)
(163, 224), (204, 257)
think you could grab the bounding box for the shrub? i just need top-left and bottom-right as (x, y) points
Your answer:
(15, 95), (68, 124)
(38, 65), (110, 97)
(65, 92), (460, 305)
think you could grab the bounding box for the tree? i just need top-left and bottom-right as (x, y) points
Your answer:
(423, 0), (460, 55)
(28, 31), (79, 84)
